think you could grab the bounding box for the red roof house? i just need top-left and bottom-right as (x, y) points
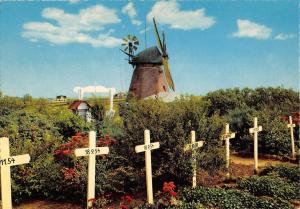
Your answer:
(68, 100), (92, 122)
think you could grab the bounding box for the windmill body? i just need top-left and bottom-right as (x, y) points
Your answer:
(122, 18), (176, 101)
(128, 46), (170, 99)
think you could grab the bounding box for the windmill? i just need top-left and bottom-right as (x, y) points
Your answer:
(121, 18), (176, 101)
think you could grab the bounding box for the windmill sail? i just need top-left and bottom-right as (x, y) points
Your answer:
(153, 18), (175, 91)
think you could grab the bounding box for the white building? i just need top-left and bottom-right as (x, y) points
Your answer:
(68, 100), (92, 122)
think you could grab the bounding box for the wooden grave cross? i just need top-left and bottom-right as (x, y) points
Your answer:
(221, 123), (236, 175)
(0, 137), (31, 209)
(184, 131), (204, 188)
(74, 131), (109, 209)
(287, 116), (296, 159)
(249, 117), (262, 173)
(135, 130), (160, 204)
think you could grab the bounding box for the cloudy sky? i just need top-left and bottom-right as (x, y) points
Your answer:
(0, 0), (298, 98)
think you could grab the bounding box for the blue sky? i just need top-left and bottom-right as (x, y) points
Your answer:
(0, 0), (298, 98)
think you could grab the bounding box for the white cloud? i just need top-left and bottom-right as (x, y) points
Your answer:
(232, 19), (272, 40)
(42, 6), (120, 31)
(274, 33), (296, 40)
(22, 5), (122, 48)
(122, 2), (136, 18)
(122, 2), (142, 26)
(147, 0), (215, 30)
(140, 27), (150, 34)
(68, 0), (80, 4)
(132, 19), (142, 26)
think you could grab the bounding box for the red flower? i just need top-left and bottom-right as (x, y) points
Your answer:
(53, 150), (62, 155)
(163, 181), (176, 193)
(67, 168), (75, 175)
(64, 142), (73, 147)
(169, 191), (177, 197)
(121, 194), (133, 203)
(62, 149), (71, 155)
(120, 204), (128, 209)
(125, 195), (133, 203)
(62, 167), (77, 180)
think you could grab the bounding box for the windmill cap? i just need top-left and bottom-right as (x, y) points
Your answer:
(131, 46), (163, 64)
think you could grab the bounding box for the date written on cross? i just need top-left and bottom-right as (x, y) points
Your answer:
(0, 158), (16, 166)
(85, 148), (103, 155)
(249, 126), (262, 133)
(184, 141), (204, 151)
(136, 142), (160, 152)
(222, 133), (235, 139)
(0, 155), (30, 167)
(75, 147), (109, 157)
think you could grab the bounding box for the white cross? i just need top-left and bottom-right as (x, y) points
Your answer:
(184, 131), (204, 188)
(221, 123), (235, 176)
(75, 131), (109, 209)
(135, 130), (160, 204)
(287, 116), (296, 159)
(249, 117), (262, 173)
(0, 137), (30, 209)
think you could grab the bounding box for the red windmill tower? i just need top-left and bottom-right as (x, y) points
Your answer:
(121, 18), (176, 100)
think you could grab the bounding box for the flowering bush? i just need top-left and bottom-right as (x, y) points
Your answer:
(87, 194), (134, 209)
(51, 131), (139, 202)
(54, 132), (117, 156)
(119, 194), (134, 209)
(157, 182), (177, 206)
(87, 193), (112, 209)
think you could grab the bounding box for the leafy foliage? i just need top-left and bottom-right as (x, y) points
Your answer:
(0, 97), (92, 203)
(0, 86), (298, 205)
(181, 186), (293, 209)
(260, 164), (300, 182)
(118, 97), (226, 188)
(204, 87), (299, 157)
(204, 87), (298, 116)
(237, 175), (299, 200)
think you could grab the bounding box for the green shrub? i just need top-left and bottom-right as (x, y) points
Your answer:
(118, 97), (225, 188)
(260, 165), (300, 182)
(256, 109), (291, 156)
(0, 110), (65, 203)
(204, 87), (299, 116)
(52, 108), (92, 140)
(181, 186), (293, 209)
(237, 175), (299, 200)
(204, 87), (299, 156)
(0, 100), (93, 203)
(0, 96), (25, 116)
(226, 107), (292, 156)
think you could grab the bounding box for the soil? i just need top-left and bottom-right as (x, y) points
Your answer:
(230, 154), (296, 168)
(14, 200), (81, 209)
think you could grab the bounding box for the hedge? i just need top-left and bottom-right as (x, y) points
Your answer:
(259, 165), (300, 182)
(237, 175), (299, 200)
(181, 186), (293, 209)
